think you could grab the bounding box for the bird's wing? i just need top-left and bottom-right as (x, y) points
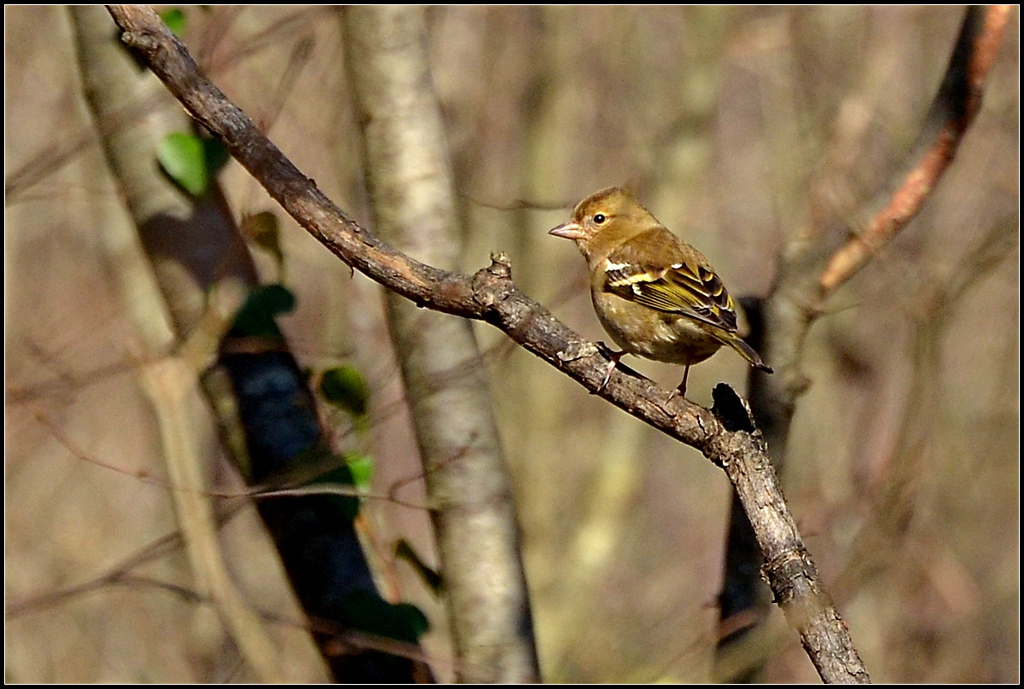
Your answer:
(601, 228), (739, 333)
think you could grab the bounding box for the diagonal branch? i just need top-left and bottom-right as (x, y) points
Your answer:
(105, 5), (869, 682)
(819, 5), (1012, 294)
(721, 9), (1011, 678)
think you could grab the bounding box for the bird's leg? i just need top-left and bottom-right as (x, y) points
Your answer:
(667, 364), (691, 402)
(596, 342), (625, 391)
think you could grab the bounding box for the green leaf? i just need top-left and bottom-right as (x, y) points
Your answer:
(158, 132), (207, 196)
(230, 284), (296, 337)
(157, 132), (229, 196)
(241, 211), (285, 272)
(319, 366), (369, 418)
(342, 591), (430, 643)
(159, 8), (186, 36)
(311, 461), (360, 520)
(314, 462), (356, 486)
(395, 539), (443, 595)
(202, 137), (230, 178)
(343, 450), (374, 491)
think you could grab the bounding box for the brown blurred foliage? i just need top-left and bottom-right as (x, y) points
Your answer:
(5, 6), (1018, 682)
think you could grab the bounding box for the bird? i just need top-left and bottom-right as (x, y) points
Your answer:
(549, 186), (771, 397)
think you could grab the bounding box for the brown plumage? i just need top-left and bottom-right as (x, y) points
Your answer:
(550, 186), (771, 396)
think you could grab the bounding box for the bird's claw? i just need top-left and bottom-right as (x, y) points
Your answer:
(596, 342), (624, 392)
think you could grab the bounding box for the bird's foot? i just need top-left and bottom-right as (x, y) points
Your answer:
(666, 364), (692, 403)
(596, 342), (625, 392)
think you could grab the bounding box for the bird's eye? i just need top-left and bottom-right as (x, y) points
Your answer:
(593, 213), (607, 224)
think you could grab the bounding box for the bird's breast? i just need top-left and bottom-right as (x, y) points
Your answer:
(591, 291), (722, 365)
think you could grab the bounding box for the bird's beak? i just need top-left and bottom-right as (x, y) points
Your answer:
(549, 221), (585, 240)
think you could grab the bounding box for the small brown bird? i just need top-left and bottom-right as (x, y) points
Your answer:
(549, 186), (771, 397)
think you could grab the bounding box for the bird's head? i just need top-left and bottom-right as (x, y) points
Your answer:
(549, 187), (657, 263)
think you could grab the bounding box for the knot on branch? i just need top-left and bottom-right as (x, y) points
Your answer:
(471, 252), (514, 310)
(486, 252), (512, 279)
(763, 547), (819, 606)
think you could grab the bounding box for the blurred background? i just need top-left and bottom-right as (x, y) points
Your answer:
(5, 6), (1018, 682)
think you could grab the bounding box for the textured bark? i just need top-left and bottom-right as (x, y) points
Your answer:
(342, 6), (540, 682)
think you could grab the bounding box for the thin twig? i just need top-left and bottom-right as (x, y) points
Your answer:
(819, 6), (1012, 294)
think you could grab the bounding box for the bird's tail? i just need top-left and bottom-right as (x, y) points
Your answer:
(720, 334), (773, 373)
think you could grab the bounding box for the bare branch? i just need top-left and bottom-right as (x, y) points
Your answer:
(104, 5), (870, 682)
(819, 6), (1012, 294)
